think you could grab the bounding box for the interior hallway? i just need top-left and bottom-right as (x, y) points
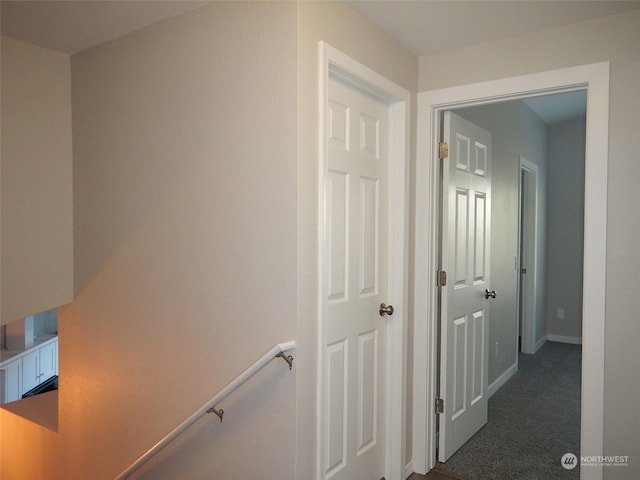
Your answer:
(412, 341), (581, 480)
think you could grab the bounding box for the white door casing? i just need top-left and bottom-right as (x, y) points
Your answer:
(518, 157), (539, 355)
(318, 43), (409, 480)
(413, 63), (609, 480)
(439, 112), (492, 462)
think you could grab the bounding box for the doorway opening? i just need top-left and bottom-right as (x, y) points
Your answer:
(0, 307), (59, 432)
(518, 158), (539, 355)
(412, 62), (609, 480)
(433, 92), (586, 478)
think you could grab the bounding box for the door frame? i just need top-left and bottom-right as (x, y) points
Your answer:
(413, 62), (609, 480)
(518, 157), (540, 355)
(317, 42), (410, 480)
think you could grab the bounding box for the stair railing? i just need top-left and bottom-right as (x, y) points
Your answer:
(115, 340), (295, 479)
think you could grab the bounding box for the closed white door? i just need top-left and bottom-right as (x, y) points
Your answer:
(439, 111), (493, 462)
(323, 75), (390, 480)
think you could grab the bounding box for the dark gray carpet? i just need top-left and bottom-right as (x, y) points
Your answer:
(437, 341), (581, 480)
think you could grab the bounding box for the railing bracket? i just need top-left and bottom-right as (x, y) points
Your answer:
(207, 407), (224, 422)
(276, 352), (294, 370)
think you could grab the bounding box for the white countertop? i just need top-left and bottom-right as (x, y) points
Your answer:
(0, 335), (57, 364)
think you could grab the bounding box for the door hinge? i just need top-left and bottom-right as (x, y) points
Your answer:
(437, 270), (447, 287)
(435, 397), (444, 414)
(439, 142), (449, 159)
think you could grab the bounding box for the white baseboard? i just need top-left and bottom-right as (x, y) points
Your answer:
(547, 334), (582, 345)
(488, 362), (518, 398)
(534, 335), (547, 353)
(404, 460), (414, 479)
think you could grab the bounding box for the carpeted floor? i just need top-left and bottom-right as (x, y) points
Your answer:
(436, 341), (582, 480)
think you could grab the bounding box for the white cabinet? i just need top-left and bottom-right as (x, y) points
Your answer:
(22, 341), (57, 394)
(22, 349), (41, 394)
(1, 359), (22, 404)
(39, 340), (57, 380)
(0, 336), (57, 404)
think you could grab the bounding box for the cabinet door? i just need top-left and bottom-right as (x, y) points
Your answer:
(1, 359), (22, 404)
(22, 350), (40, 394)
(39, 341), (57, 381)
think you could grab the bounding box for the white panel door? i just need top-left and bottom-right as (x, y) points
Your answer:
(439, 111), (493, 462)
(324, 75), (389, 480)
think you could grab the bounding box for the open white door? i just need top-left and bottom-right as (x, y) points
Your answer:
(323, 74), (390, 480)
(438, 111), (493, 462)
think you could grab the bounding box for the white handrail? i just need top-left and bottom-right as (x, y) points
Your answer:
(115, 340), (296, 479)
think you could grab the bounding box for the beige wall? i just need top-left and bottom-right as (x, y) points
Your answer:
(420, 10), (640, 478)
(0, 2), (419, 477)
(0, 36), (73, 326)
(1, 2), (297, 478)
(296, 1), (418, 474)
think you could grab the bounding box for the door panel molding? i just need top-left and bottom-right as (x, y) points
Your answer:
(413, 62), (609, 480)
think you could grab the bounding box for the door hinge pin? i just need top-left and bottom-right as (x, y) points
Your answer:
(435, 397), (444, 414)
(439, 142), (449, 159)
(437, 270), (447, 287)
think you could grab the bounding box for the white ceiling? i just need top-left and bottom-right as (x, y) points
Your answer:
(2, 1), (640, 56)
(523, 90), (587, 125)
(0, 0), (626, 126)
(348, 0), (640, 57)
(0, 1), (209, 54)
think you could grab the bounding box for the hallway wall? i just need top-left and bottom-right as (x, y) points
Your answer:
(2, 3), (298, 478)
(546, 116), (586, 341)
(0, 36), (73, 325)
